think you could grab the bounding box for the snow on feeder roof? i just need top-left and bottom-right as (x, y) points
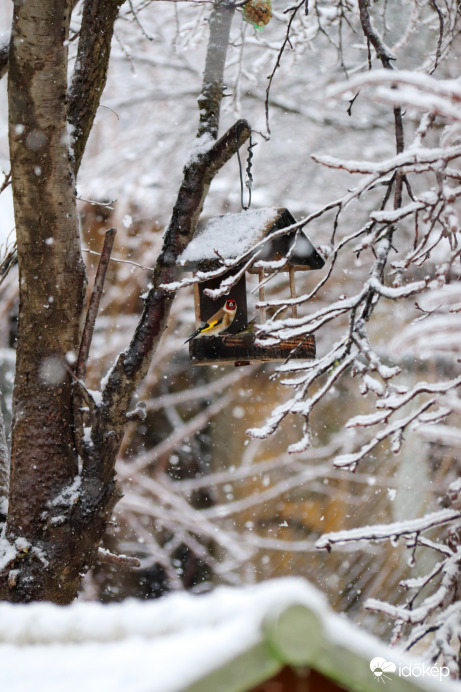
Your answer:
(178, 207), (325, 272)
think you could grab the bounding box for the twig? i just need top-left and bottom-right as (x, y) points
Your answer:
(77, 196), (116, 209)
(265, 0), (304, 136)
(68, 0), (125, 175)
(98, 104), (120, 120)
(127, 0), (156, 41)
(347, 91), (360, 116)
(83, 248), (154, 272)
(97, 547), (141, 568)
(0, 247), (17, 288)
(317, 509), (461, 551)
(0, 171), (11, 195)
(0, 34), (9, 81)
(429, 0), (444, 75)
(77, 228), (117, 379)
(66, 367), (98, 415)
(357, 0), (405, 170)
(357, 0), (405, 322)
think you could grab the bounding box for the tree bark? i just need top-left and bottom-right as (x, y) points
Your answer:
(197, 0), (235, 139)
(1, 0), (87, 603)
(68, 0), (125, 175)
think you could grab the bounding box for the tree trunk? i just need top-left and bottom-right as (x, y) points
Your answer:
(1, 0), (87, 603)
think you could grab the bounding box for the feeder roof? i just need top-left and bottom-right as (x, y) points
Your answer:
(178, 207), (325, 272)
(0, 577), (450, 692)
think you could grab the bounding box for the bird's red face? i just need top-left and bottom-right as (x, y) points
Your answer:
(226, 299), (237, 311)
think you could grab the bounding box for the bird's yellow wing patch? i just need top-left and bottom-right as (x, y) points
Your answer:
(201, 320), (220, 333)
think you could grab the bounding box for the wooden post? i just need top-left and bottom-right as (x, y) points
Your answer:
(259, 268), (266, 324)
(193, 279), (201, 327)
(289, 266), (298, 319)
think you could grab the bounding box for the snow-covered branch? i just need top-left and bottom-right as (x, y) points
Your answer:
(316, 509), (461, 551)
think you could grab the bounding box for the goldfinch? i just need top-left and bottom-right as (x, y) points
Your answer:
(185, 299), (237, 343)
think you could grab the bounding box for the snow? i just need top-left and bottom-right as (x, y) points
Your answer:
(185, 131), (215, 166)
(313, 143), (461, 177)
(376, 377), (461, 412)
(417, 425), (461, 448)
(390, 284), (461, 359)
(48, 476), (81, 509)
(0, 577), (458, 692)
(0, 31), (8, 52)
(346, 410), (388, 428)
(0, 2), (461, 683)
(361, 375), (385, 396)
(327, 69), (461, 118)
(366, 550), (461, 630)
(316, 509), (461, 550)
(0, 529), (16, 571)
(178, 207), (280, 264)
(88, 389), (103, 406)
(370, 200), (426, 223)
(0, 579), (313, 692)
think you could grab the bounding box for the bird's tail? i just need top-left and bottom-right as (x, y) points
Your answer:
(184, 328), (201, 344)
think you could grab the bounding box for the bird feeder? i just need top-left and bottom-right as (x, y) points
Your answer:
(178, 207), (325, 366)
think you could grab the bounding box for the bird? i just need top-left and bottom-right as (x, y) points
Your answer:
(185, 299), (237, 343)
(235, 317), (257, 334)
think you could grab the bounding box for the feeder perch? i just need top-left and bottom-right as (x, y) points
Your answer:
(178, 207), (325, 366)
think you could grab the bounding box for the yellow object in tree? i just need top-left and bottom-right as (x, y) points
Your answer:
(243, 0), (272, 29)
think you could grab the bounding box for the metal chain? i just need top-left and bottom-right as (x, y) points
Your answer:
(236, 133), (257, 210)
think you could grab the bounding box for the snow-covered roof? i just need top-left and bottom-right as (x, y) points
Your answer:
(179, 208), (281, 265)
(178, 207), (325, 272)
(0, 577), (457, 692)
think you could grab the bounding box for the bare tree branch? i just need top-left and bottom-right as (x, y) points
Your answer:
(265, 0), (305, 136)
(317, 509), (461, 551)
(77, 228), (117, 380)
(68, 0), (125, 175)
(97, 547), (141, 568)
(198, 0), (236, 139)
(0, 35), (9, 82)
(358, 0), (405, 206)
